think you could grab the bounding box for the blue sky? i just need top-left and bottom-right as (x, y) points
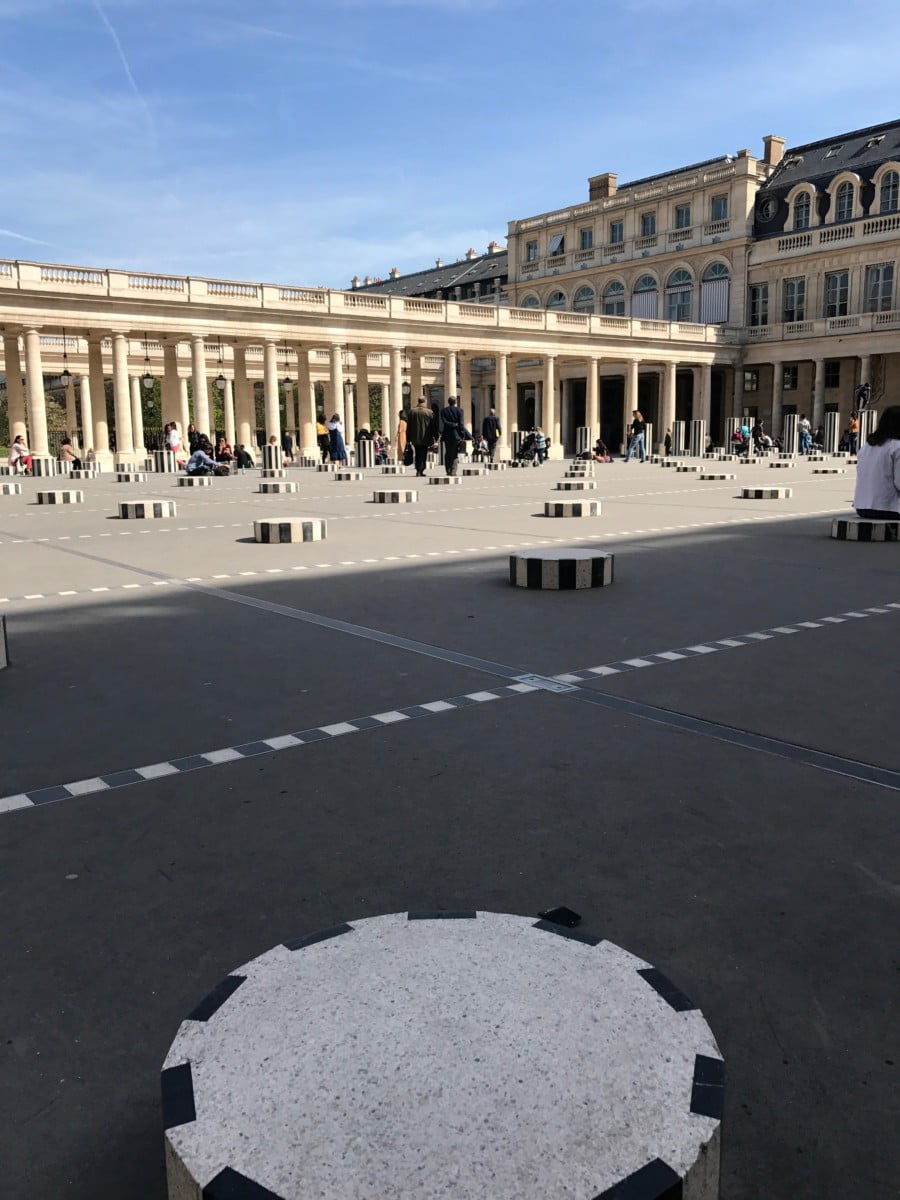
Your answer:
(1, 0), (899, 288)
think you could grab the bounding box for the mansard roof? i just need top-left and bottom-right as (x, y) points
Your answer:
(356, 249), (508, 296)
(759, 118), (900, 193)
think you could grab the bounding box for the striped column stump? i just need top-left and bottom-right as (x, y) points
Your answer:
(154, 450), (178, 473)
(69, 469), (98, 480)
(261, 468), (286, 479)
(659, 460), (682, 468)
(833, 451), (850, 459)
(119, 500), (177, 519)
(317, 463), (337, 473)
(57, 461), (73, 475)
(356, 440), (376, 468)
(508, 460), (529, 468)
(544, 500), (601, 518)
(768, 461), (795, 469)
(261, 444), (283, 471)
(484, 462), (507, 471)
(334, 471), (364, 481)
(161, 911), (722, 1200)
(556, 480), (596, 491)
(511, 548), (614, 589)
(736, 458), (760, 465)
(703, 452), (721, 459)
(813, 467), (846, 475)
(831, 518), (898, 542)
(36, 490), (84, 505)
(718, 455), (738, 462)
(740, 487), (792, 500)
(116, 472), (147, 483)
(259, 481), (298, 494)
(699, 473), (736, 481)
(114, 462), (137, 474)
(778, 452), (795, 460)
(141, 458), (155, 473)
(1, 482), (23, 496)
(462, 466), (486, 476)
(806, 455), (827, 462)
(564, 469), (594, 479)
(31, 457), (57, 477)
(676, 465), (701, 473)
(429, 476), (462, 486)
(373, 490), (417, 503)
(297, 456), (319, 468)
(177, 475), (212, 487)
(0, 465), (13, 476)
(381, 465), (406, 475)
(253, 517), (326, 543)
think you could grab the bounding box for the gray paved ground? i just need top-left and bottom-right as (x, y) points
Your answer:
(0, 456), (897, 1199)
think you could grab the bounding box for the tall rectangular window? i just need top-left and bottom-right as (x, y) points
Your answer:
(743, 369), (759, 392)
(547, 234), (565, 256)
(864, 262), (894, 312)
(783, 277), (806, 322)
(749, 283), (768, 327)
(525, 240), (538, 262)
(640, 212), (656, 237)
(823, 270), (849, 317)
(710, 194), (728, 221)
(674, 203), (691, 229)
(579, 228), (593, 251)
(608, 220), (624, 245)
(782, 364), (798, 390)
(824, 360), (841, 388)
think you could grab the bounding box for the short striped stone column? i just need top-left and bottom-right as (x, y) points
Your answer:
(262, 444), (283, 471)
(510, 547), (614, 589)
(297, 455), (319, 468)
(70, 469), (97, 480)
(462, 465), (486, 476)
(741, 487), (792, 499)
(689, 420), (706, 458)
(261, 468), (286, 479)
(177, 475), (212, 487)
(813, 467), (845, 475)
(485, 461), (507, 471)
(335, 471), (363, 481)
(37, 490), (83, 504)
(154, 450), (178, 473)
(356, 440), (376, 468)
(429, 476), (462, 486)
(544, 500), (601, 518)
(677, 464), (701, 473)
(700, 472), (735, 481)
(373, 490), (417, 503)
(253, 517), (326, 543)
(381, 465), (406, 475)
(1, 482), (23, 496)
(259, 481), (298, 494)
(511, 431), (527, 459)
(823, 411), (840, 454)
(671, 420), (686, 457)
(117, 472), (147, 483)
(831, 517), (898, 541)
(556, 479), (596, 491)
(317, 463), (337, 473)
(119, 499), (177, 519)
(769, 461), (794, 469)
(31, 457), (57, 477)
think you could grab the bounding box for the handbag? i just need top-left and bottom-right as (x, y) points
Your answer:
(403, 445), (414, 466)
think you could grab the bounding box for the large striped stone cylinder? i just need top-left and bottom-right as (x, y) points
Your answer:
(671, 420), (686, 457)
(262, 444), (283, 471)
(824, 411), (840, 454)
(154, 450), (178, 473)
(119, 500), (177, 519)
(259, 481), (298, 494)
(117, 472), (146, 483)
(689, 419), (706, 458)
(57, 460), (72, 475)
(781, 413), (798, 456)
(335, 471), (364, 481)
(741, 487), (792, 499)
(253, 517), (326, 543)
(510, 548), (614, 589)
(373, 490), (417, 503)
(831, 517), (898, 541)
(462, 465), (486, 476)
(859, 408), (877, 446)
(1, 482), (23, 496)
(177, 475), (212, 487)
(544, 500), (601, 518)
(724, 417), (741, 449)
(356, 440), (375, 468)
(429, 476), (462, 485)
(556, 479), (596, 491)
(31, 457), (57, 477)
(37, 490), (83, 504)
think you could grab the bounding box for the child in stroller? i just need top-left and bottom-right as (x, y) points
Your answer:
(517, 431), (539, 464)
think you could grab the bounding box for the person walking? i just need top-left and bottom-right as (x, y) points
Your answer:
(853, 404), (900, 519)
(623, 410), (647, 462)
(798, 413), (812, 454)
(405, 395), (436, 477)
(396, 408), (408, 465)
(482, 407), (501, 462)
(440, 395), (468, 476)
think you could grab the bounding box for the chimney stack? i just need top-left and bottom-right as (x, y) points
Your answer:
(465, 247), (477, 260)
(487, 240), (500, 254)
(588, 172), (617, 201)
(351, 275), (360, 289)
(389, 267), (400, 279)
(763, 135), (785, 166)
(436, 258), (443, 268)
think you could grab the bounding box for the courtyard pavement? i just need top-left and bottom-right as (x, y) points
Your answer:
(0, 455), (897, 1199)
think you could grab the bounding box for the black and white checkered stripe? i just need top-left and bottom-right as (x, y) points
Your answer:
(335, 471), (363, 481)
(381, 465), (406, 475)
(510, 552), (614, 590)
(261, 468), (286, 478)
(37, 490), (83, 504)
(429, 476), (462, 485)
(119, 500), (177, 519)
(373, 490), (417, 503)
(177, 475), (211, 486)
(556, 480), (596, 491)
(1, 482), (22, 496)
(259, 481), (298, 494)
(253, 518), (325, 544)
(544, 501), (601, 518)
(741, 487), (791, 499)
(699, 473), (735, 481)
(30, 457), (57, 477)
(831, 519), (899, 542)
(116, 472), (146, 483)
(813, 468), (845, 475)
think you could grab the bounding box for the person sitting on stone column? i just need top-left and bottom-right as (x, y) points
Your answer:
(235, 444), (255, 471)
(852, 404), (900, 520)
(215, 436), (235, 466)
(58, 437), (82, 471)
(9, 435), (32, 475)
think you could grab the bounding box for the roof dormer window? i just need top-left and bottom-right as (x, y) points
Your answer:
(824, 145), (843, 159)
(865, 135), (885, 149)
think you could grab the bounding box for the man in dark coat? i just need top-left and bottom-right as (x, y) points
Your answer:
(440, 395), (468, 476)
(405, 396), (437, 477)
(482, 407), (501, 462)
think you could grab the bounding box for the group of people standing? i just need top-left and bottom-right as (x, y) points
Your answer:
(395, 396), (493, 476)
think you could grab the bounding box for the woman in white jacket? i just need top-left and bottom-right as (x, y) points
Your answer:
(852, 405), (900, 519)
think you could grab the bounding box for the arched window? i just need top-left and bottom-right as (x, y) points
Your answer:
(700, 261), (730, 323)
(546, 290), (566, 310)
(880, 170), (899, 214)
(835, 180), (854, 222)
(793, 192), (811, 231)
(665, 269), (693, 322)
(521, 294), (540, 309)
(602, 280), (625, 316)
(573, 285), (596, 313)
(632, 274), (658, 319)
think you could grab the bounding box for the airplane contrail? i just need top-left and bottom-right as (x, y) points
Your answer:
(0, 228), (52, 247)
(92, 0), (156, 137)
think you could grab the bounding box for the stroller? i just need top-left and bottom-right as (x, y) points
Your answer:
(517, 432), (539, 464)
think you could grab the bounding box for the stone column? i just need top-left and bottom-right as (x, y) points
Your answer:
(770, 364), (782, 441)
(297, 348), (316, 455)
(495, 352), (509, 458)
(811, 358), (825, 430)
(3, 334), (27, 441)
(130, 376), (145, 455)
(262, 341), (281, 441)
(623, 360), (639, 453)
(858, 354), (871, 390)
(446, 350), (458, 402)
(343, 376), (356, 446)
(111, 333), (134, 456)
(234, 346), (253, 450)
(162, 343), (180, 425)
(23, 329), (49, 455)
(356, 351), (370, 430)
(543, 355), (556, 449)
(179, 377), (191, 440)
(78, 374), (93, 458)
(410, 352), (423, 403)
(191, 335), (210, 436)
(586, 356), (600, 438)
(560, 377), (571, 454)
(507, 358), (518, 438)
(65, 376), (78, 444)
(88, 336), (110, 458)
(824, 410), (840, 454)
(224, 378), (236, 447)
(389, 347), (403, 432)
(733, 363), (745, 423)
(661, 361), (677, 448)
(698, 363), (712, 425)
(329, 344), (345, 426)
